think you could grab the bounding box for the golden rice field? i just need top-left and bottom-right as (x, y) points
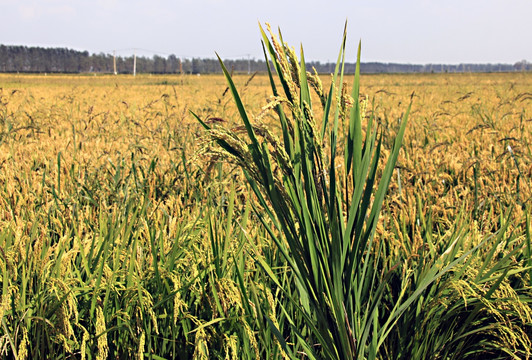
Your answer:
(1, 66), (531, 359)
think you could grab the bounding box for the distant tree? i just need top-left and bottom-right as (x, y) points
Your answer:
(514, 60), (530, 71)
(191, 58), (201, 74)
(0, 44), (525, 74)
(153, 55), (167, 73)
(167, 54), (179, 73)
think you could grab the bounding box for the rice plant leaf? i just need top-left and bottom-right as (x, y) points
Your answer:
(264, 317), (296, 358)
(187, 318), (226, 334)
(362, 99), (411, 246)
(216, 53), (263, 160)
(261, 40), (293, 157)
(345, 41), (362, 176)
(299, 46), (311, 109)
(321, 21), (347, 139)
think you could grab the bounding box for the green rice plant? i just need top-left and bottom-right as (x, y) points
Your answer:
(196, 23), (486, 359)
(381, 203), (532, 359)
(0, 143), (252, 359)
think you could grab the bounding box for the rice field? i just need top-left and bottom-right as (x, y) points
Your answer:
(1, 35), (532, 359)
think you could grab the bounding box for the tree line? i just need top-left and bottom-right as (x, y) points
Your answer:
(1, 44), (530, 74)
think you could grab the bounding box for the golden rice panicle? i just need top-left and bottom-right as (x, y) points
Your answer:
(17, 327), (29, 360)
(0, 292), (10, 321)
(307, 67), (326, 107)
(144, 292), (159, 335)
(137, 331), (145, 360)
(80, 326), (90, 360)
(265, 23), (286, 70)
(192, 327), (209, 360)
(339, 81), (354, 125)
(95, 305), (109, 360)
(202, 125), (262, 182)
(265, 23), (299, 103)
(259, 284), (289, 359)
(216, 278), (243, 316)
(254, 95), (285, 124)
(284, 44), (301, 86)
(171, 273), (188, 325)
(361, 94), (369, 120)
(243, 322), (260, 360)
(223, 334), (238, 360)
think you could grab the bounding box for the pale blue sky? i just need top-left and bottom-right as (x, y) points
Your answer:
(1, 0), (530, 64)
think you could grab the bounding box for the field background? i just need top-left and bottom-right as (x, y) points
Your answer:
(2, 72), (530, 226)
(1, 71), (531, 359)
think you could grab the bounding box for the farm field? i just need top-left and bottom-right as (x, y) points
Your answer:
(1, 66), (532, 359)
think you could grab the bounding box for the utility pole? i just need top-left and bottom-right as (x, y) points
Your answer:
(113, 50), (117, 75)
(247, 54), (251, 74)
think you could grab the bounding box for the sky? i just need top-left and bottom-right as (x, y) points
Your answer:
(1, 0), (531, 65)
